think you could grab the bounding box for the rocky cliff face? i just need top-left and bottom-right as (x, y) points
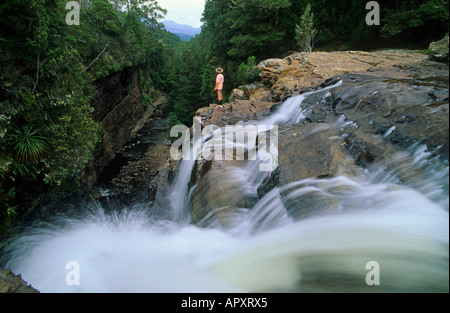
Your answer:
(86, 67), (167, 185)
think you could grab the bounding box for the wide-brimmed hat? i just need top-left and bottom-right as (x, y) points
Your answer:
(216, 68), (223, 73)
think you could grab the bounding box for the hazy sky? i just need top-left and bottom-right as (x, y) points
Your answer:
(157, 0), (206, 28)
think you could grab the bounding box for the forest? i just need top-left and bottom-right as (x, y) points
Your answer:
(0, 0), (448, 233)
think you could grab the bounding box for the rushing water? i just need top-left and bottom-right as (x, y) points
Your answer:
(1, 80), (448, 293)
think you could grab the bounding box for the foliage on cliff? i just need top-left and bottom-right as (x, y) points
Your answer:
(0, 0), (178, 230)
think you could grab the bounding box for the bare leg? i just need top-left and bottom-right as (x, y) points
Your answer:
(217, 90), (223, 110)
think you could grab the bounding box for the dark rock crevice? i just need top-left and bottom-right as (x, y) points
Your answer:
(86, 66), (168, 187)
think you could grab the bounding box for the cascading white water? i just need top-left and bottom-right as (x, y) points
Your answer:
(2, 80), (448, 293)
(264, 80), (342, 126)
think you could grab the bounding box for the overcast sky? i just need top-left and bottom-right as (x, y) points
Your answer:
(157, 0), (206, 28)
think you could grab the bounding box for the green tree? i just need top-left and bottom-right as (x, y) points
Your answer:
(295, 3), (317, 52)
(381, 0), (449, 44)
(236, 56), (260, 86)
(167, 41), (205, 127)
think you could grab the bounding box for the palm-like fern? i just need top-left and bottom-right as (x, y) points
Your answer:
(10, 126), (48, 162)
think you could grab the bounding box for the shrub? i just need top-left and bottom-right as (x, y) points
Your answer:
(10, 126), (48, 162)
(295, 3), (317, 53)
(236, 56), (260, 86)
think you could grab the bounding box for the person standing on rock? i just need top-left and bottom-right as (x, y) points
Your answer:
(214, 68), (224, 111)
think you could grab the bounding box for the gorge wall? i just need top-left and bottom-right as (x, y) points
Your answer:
(85, 66), (167, 186)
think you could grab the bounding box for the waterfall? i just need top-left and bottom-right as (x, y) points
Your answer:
(1, 79), (448, 293)
(265, 80), (342, 126)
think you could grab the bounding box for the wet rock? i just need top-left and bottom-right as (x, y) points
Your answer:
(190, 124), (281, 227)
(344, 129), (397, 166)
(231, 99), (274, 114)
(249, 86), (273, 103)
(111, 144), (170, 198)
(243, 84), (258, 98)
(191, 160), (259, 228)
(278, 123), (358, 186)
(243, 83), (269, 99)
(92, 118), (173, 207)
(281, 184), (340, 221)
(272, 69), (323, 100)
(428, 35), (449, 62)
(230, 88), (246, 100)
(257, 165), (281, 198)
(196, 106), (213, 117)
(231, 100), (254, 114)
(257, 50), (448, 103)
(257, 58), (290, 86)
(0, 269), (39, 293)
(328, 76), (450, 161)
(149, 157), (181, 217)
(198, 98), (275, 128)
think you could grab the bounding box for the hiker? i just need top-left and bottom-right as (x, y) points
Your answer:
(214, 68), (224, 110)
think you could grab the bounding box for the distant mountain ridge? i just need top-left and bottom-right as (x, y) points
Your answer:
(162, 20), (201, 41)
